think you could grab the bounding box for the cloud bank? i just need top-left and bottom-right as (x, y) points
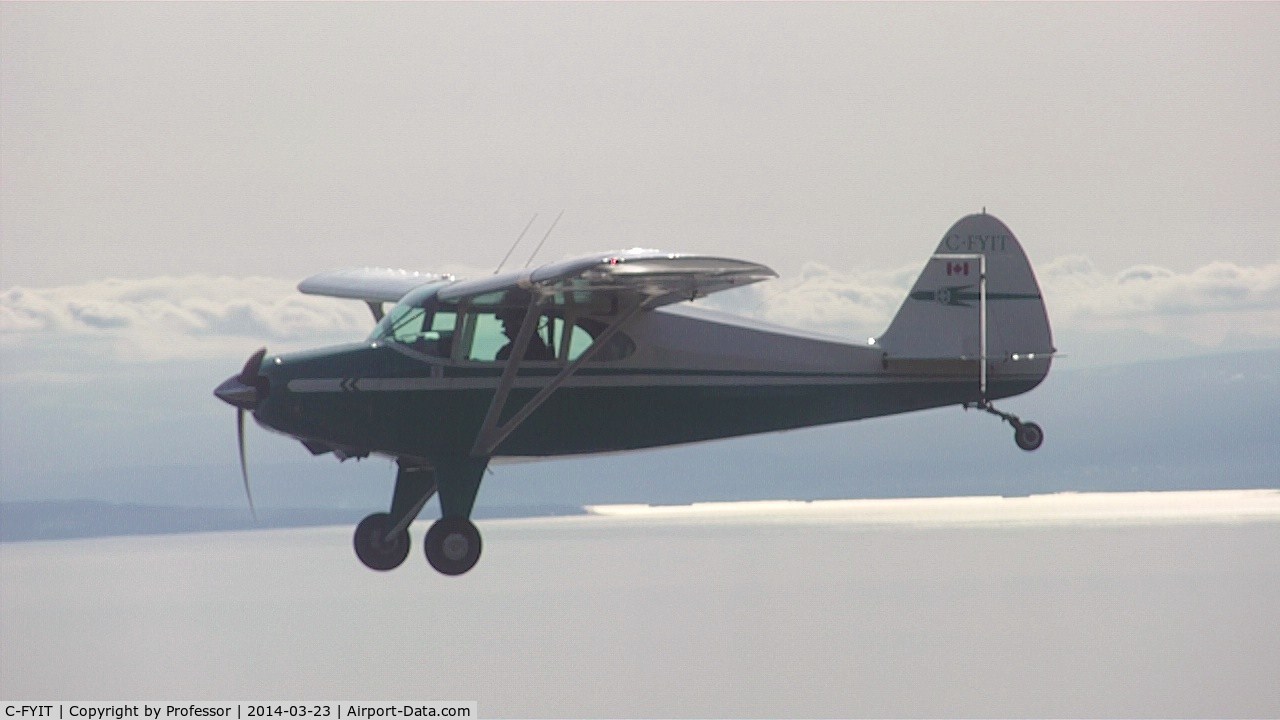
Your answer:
(712, 256), (1280, 348)
(1042, 255), (1280, 321)
(3, 257), (1278, 365)
(1, 275), (370, 361)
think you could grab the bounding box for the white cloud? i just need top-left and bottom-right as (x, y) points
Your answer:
(1, 275), (371, 361)
(1041, 256), (1280, 316)
(1038, 256), (1280, 348)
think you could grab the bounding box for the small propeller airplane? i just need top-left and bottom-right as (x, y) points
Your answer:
(215, 211), (1054, 575)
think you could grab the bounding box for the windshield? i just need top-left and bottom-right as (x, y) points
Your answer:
(368, 284), (456, 357)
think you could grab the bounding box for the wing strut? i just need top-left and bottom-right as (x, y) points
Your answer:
(470, 295), (649, 458)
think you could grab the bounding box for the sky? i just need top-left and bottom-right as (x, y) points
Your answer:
(3, 494), (1279, 716)
(2, 3), (1279, 503)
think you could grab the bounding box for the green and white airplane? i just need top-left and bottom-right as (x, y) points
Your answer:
(215, 212), (1053, 575)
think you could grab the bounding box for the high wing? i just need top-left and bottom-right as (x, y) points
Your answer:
(438, 249), (776, 306)
(297, 251), (775, 306)
(297, 250), (777, 320)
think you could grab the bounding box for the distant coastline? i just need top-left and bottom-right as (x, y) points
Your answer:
(0, 501), (585, 543)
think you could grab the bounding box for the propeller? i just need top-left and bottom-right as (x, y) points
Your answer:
(236, 405), (256, 521)
(215, 348), (268, 520)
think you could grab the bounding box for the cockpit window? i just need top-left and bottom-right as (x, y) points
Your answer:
(369, 286), (457, 358)
(372, 287), (635, 364)
(454, 291), (635, 363)
(458, 292), (552, 362)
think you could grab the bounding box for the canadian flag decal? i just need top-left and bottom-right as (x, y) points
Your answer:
(946, 262), (970, 276)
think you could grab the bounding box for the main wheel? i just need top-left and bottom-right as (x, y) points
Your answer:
(353, 512), (411, 571)
(425, 517), (482, 576)
(1014, 421), (1044, 452)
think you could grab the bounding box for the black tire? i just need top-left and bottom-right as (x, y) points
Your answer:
(425, 517), (482, 576)
(1015, 422), (1044, 452)
(353, 513), (411, 571)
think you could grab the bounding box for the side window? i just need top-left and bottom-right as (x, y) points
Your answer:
(451, 294), (635, 364)
(463, 311), (558, 362)
(565, 323), (595, 361)
(430, 312), (456, 334)
(465, 311), (511, 362)
(567, 318), (636, 362)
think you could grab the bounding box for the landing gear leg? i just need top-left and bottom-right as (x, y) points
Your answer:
(965, 399), (1044, 452)
(353, 461), (436, 571)
(424, 455), (490, 576)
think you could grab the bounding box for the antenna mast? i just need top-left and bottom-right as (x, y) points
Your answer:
(494, 213), (539, 275)
(524, 210), (565, 268)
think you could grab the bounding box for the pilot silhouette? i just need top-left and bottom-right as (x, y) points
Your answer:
(495, 292), (554, 361)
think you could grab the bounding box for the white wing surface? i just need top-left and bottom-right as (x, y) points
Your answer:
(297, 268), (453, 303)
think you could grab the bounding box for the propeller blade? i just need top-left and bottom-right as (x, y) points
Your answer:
(239, 347), (267, 385)
(237, 407), (257, 521)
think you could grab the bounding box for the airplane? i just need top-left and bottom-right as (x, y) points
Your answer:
(214, 211), (1054, 576)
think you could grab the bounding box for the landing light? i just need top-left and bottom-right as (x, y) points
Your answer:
(1012, 353), (1020, 360)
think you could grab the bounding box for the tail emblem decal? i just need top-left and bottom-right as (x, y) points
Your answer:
(910, 285), (1042, 307)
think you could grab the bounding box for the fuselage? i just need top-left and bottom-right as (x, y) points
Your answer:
(251, 302), (1050, 461)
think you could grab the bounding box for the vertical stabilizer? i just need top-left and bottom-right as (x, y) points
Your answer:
(878, 213), (1053, 365)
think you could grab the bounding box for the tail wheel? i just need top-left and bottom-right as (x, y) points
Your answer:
(425, 517), (482, 576)
(1014, 422), (1044, 452)
(353, 513), (411, 571)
